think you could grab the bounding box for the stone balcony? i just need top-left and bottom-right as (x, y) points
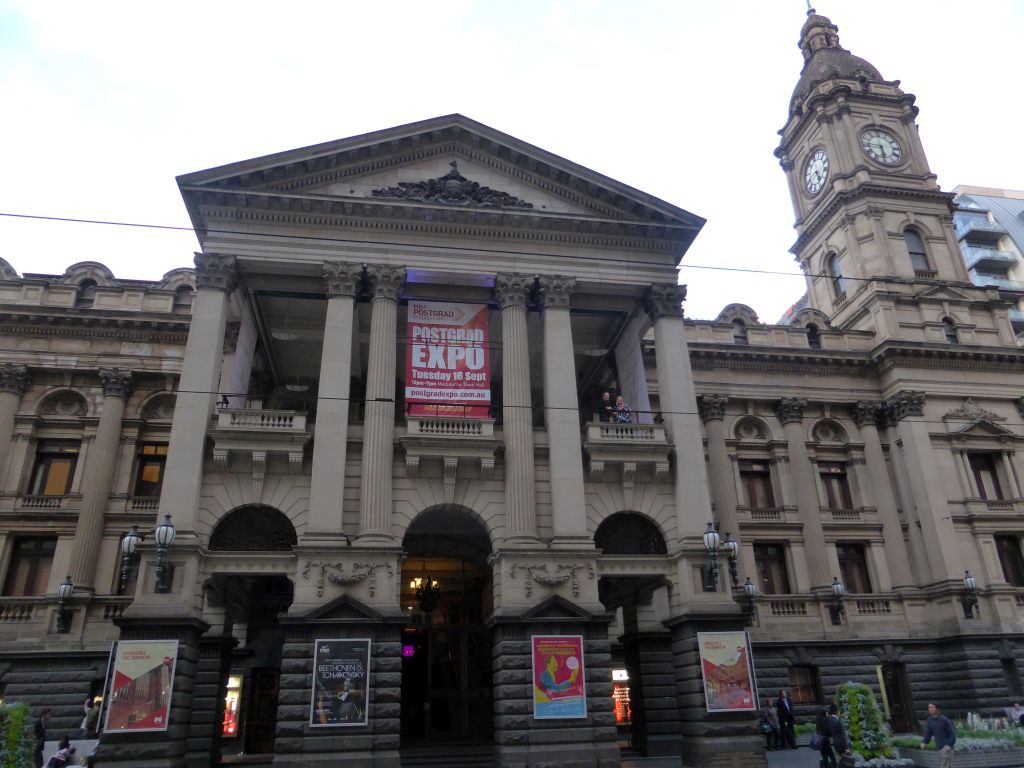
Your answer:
(398, 416), (500, 504)
(210, 404), (311, 496)
(14, 493), (82, 513)
(582, 420), (671, 508)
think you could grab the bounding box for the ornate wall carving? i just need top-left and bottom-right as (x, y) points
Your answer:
(644, 283), (686, 321)
(365, 264), (406, 302)
(698, 394), (728, 423)
(39, 391), (87, 417)
(194, 252), (239, 293)
(323, 261), (364, 298)
(371, 161), (534, 209)
(0, 364), (29, 396)
(301, 561), (393, 598)
(494, 272), (534, 309)
(537, 275), (576, 310)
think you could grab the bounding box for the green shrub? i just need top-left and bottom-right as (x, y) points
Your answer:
(836, 681), (894, 760)
(795, 722), (817, 735)
(0, 703), (36, 768)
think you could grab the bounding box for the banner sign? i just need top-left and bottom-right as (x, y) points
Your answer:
(103, 640), (178, 732)
(405, 300), (490, 418)
(697, 631), (758, 713)
(310, 638), (371, 727)
(532, 635), (587, 719)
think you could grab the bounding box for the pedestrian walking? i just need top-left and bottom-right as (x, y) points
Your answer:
(920, 702), (956, 768)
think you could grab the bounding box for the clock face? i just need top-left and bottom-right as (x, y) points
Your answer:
(804, 149), (829, 194)
(861, 129), (902, 165)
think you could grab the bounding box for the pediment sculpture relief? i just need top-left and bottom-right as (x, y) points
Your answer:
(371, 161), (534, 209)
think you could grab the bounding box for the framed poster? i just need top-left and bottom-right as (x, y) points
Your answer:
(102, 640), (178, 732)
(310, 638), (371, 727)
(532, 635), (586, 719)
(696, 631), (758, 713)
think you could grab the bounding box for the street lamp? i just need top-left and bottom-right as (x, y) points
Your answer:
(742, 576), (757, 625)
(962, 570), (979, 619)
(56, 576), (74, 633)
(829, 576), (846, 625)
(722, 532), (740, 587)
(154, 515), (176, 593)
(702, 522), (721, 592)
(119, 525), (142, 596)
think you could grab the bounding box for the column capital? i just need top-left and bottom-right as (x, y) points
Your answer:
(494, 272), (535, 310)
(0, 364), (29, 396)
(323, 261), (364, 298)
(776, 397), (807, 425)
(99, 369), (135, 400)
(537, 274), (576, 310)
(644, 283), (686, 321)
(849, 400), (883, 428)
(193, 252), (239, 293)
(885, 391), (925, 422)
(365, 264), (406, 302)
(698, 394), (728, 423)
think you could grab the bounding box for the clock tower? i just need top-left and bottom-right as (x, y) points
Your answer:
(776, 8), (974, 336)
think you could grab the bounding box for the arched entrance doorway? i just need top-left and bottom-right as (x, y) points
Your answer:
(206, 505), (297, 760)
(400, 505), (493, 744)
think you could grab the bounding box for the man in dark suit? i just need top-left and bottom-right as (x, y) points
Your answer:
(776, 688), (797, 749)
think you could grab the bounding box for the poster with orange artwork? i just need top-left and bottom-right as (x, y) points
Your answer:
(696, 631), (758, 713)
(103, 640), (178, 732)
(532, 635), (587, 719)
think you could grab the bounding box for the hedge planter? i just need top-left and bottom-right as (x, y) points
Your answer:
(897, 746), (1024, 767)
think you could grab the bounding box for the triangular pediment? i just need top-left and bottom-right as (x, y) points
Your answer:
(520, 595), (596, 621)
(301, 594), (382, 622)
(951, 418), (1015, 437)
(914, 284), (977, 303)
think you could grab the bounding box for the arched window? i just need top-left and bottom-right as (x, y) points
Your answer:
(75, 279), (97, 308)
(806, 324), (822, 349)
(826, 254), (846, 298)
(731, 319), (748, 345)
(173, 286), (194, 314)
(942, 317), (958, 344)
(904, 230), (929, 272)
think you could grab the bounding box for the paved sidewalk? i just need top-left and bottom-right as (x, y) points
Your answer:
(620, 746), (822, 768)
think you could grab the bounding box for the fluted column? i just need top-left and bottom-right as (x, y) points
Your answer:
(645, 284), (713, 543)
(699, 395), (754, 586)
(496, 273), (538, 545)
(776, 398), (831, 591)
(538, 275), (588, 545)
(0, 365), (29, 484)
(308, 262), (362, 538)
(885, 391), (962, 582)
(850, 402), (914, 589)
(358, 264), (405, 541)
(68, 369), (134, 589)
(160, 253), (238, 534)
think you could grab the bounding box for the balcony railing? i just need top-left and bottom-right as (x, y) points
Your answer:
(853, 597), (893, 615)
(17, 494), (81, 510)
(970, 274), (1024, 292)
(406, 416), (494, 437)
(217, 408), (307, 432)
(956, 217), (1008, 242)
(129, 496), (160, 511)
(584, 421), (667, 443)
(0, 599), (36, 622)
(767, 599), (808, 617)
(964, 245), (1016, 271)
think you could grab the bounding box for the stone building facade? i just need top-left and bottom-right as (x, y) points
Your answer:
(1, 9), (1023, 768)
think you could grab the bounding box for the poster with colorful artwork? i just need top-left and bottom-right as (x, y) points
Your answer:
(102, 640), (178, 732)
(310, 638), (371, 727)
(697, 631), (758, 713)
(532, 635), (587, 719)
(405, 300), (490, 418)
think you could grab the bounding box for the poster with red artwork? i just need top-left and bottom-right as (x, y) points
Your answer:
(532, 635), (587, 719)
(405, 300), (490, 418)
(697, 631), (758, 713)
(103, 640), (178, 732)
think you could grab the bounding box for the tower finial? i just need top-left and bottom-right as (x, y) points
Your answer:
(807, 1), (815, 15)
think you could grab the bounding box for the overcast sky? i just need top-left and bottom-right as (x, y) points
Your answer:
(1, 1), (1022, 321)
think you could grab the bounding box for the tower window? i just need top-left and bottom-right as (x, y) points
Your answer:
(826, 254), (845, 298)
(75, 279), (97, 309)
(731, 319), (748, 345)
(173, 286), (194, 314)
(942, 317), (958, 344)
(806, 324), (821, 349)
(904, 230), (930, 272)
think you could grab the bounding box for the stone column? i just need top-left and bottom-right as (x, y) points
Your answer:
(495, 273), (538, 545)
(538, 275), (589, 546)
(68, 369), (134, 590)
(886, 391), (963, 582)
(358, 264), (405, 541)
(307, 262), (361, 539)
(645, 284), (713, 544)
(161, 253), (238, 534)
(0, 364), (29, 483)
(776, 398), (832, 591)
(699, 395), (755, 586)
(850, 401), (914, 590)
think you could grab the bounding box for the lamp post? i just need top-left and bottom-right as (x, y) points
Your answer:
(722, 532), (739, 588)
(154, 515), (176, 594)
(56, 576), (74, 633)
(119, 525), (142, 595)
(962, 569), (979, 619)
(742, 576), (757, 625)
(829, 576), (846, 625)
(702, 522), (721, 592)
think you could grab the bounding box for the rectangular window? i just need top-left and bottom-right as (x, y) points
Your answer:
(2, 537), (56, 596)
(788, 665), (820, 705)
(996, 536), (1024, 587)
(740, 460), (775, 509)
(837, 543), (873, 593)
(969, 453), (1003, 500)
(753, 543), (792, 595)
(134, 443), (169, 497)
(28, 441), (79, 496)
(819, 462), (853, 510)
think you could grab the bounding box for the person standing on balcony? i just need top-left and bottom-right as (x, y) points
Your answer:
(597, 391), (613, 422)
(613, 395), (632, 423)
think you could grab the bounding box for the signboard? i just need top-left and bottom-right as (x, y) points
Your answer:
(310, 638), (371, 727)
(532, 635), (587, 719)
(405, 300), (490, 418)
(696, 631), (758, 713)
(103, 640), (178, 732)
